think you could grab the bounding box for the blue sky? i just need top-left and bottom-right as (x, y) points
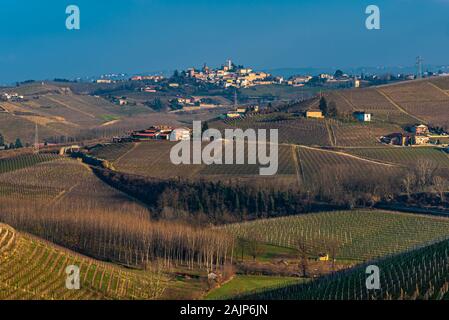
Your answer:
(1, 0), (449, 83)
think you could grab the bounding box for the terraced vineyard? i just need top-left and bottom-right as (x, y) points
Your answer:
(0, 224), (165, 300)
(224, 210), (449, 261)
(239, 236), (449, 300)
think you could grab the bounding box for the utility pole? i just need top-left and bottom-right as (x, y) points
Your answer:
(416, 56), (424, 79)
(34, 123), (39, 154)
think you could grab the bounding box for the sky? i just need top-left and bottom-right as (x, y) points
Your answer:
(1, 0), (449, 83)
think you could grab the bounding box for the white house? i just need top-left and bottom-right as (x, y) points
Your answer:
(170, 128), (191, 141)
(354, 111), (372, 122)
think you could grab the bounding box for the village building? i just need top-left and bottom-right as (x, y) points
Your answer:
(381, 133), (414, 146)
(415, 135), (430, 145)
(412, 124), (429, 135)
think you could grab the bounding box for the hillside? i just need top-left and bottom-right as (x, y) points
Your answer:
(0, 224), (165, 300)
(223, 210), (449, 262)
(237, 235), (449, 300)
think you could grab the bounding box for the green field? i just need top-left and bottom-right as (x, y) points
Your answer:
(205, 275), (303, 300)
(224, 210), (449, 261)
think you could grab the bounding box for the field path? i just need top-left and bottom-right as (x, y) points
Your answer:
(325, 120), (337, 146)
(376, 89), (426, 123)
(291, 145), (303, 188)
(298, 145), (399, 168)
(114, 142), (140, 165)
(336, 91), (356, 111)
(428, 82), (449, 98)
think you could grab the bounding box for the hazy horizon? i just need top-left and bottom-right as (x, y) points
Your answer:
(2, 0), (449, 83)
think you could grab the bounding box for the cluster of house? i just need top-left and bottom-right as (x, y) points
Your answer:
(287, 73), (362, 88)
(130, 75), (164, 82)
(0, 92), (24, 102)
(186, 60), (279, 88)
(224, 105), (260, 118)
(113, 126), (191, 143)
(381, 124), (449, 146)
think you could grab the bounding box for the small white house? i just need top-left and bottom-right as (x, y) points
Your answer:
(170, 127), (191, 141)
(354, 111), (372, 122)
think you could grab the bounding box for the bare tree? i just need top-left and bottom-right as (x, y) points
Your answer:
(433, 176), (449, 203)
(296, 235), (313, 277)
(402, 172), (417, 200)
(415, 160), (437, 191)
(322, 238), (343, 272)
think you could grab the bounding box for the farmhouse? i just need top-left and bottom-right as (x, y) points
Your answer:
(412, 124), (429, 135)
(306, 110), (324, 119)
(131, 126), (175, 141)
(381, 133), (414, 146)
(354, 111), (372, 122)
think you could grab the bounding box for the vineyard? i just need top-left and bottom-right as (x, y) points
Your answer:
(238, 236), (449, 300)
(213, 116), (332, 146)
(223, 210), (449, 261)
(347, 147), (449, 177)
(105, 141), (299, 188)
(296, 146), (399, 189)
(336, 89), (416, 125)
(378, 81), (449, 126)
(0, 153), (58, 175)
(0, 224), (165, 300)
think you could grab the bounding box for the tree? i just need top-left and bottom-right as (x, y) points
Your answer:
(319, 97), (328, 116)
(402, 172), (417, 200)
(322, 238), (342, 272)
(246, 231), (264, 261)
(415, 160), (437, 191)
(328, 101), (338, 118)
(433, 176), (448, 203)
(334, 70), (344, 79)
(296, 236), (313, 277)
(14, 138), (23, 149)
(0, 133), (4, 146)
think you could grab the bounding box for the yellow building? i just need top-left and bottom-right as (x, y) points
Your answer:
(318, 254), (329, 262)
(306, 110), (324, 119)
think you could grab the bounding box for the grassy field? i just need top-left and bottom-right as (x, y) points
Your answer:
(205, 275), (303, 300)
(0, 224), (165, 300)
(223, 210), (449, 261)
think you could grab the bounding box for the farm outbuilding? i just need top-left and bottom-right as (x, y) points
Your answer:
(354, 111), (372, 122)
(306, 110), (324, 119)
